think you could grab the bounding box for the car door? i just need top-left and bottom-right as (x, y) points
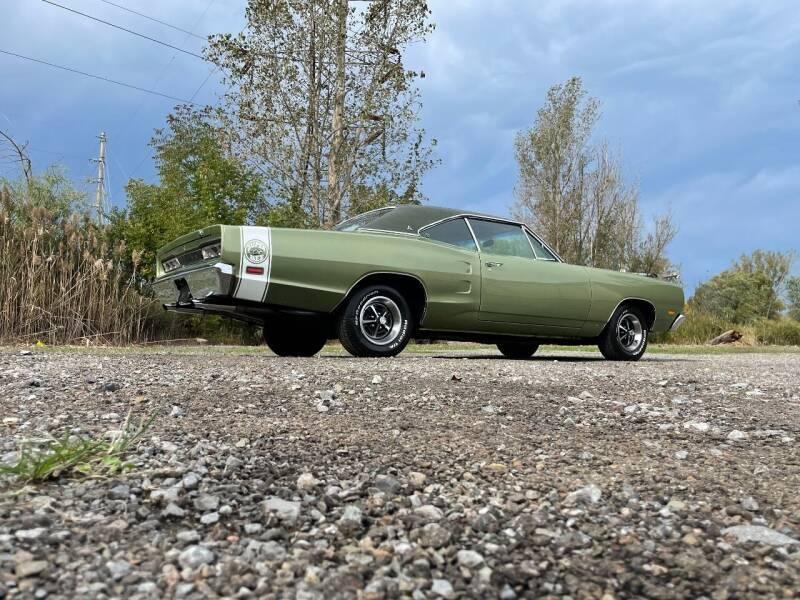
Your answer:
(468, 218), (592, 332)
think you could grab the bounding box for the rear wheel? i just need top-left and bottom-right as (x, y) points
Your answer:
(598, 305), (648, 361)
(497, 341), (539, 359)
(263, 317), (327, 357)
(338, 285), (414, 357)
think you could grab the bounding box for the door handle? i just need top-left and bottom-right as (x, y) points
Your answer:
(485, 261), (503, 268)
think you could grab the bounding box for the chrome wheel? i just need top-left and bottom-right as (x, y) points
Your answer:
(358, 296), (402, 346)
(617, 312), (644, 353)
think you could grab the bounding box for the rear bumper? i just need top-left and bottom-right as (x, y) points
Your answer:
(151, 262), (235, 306)
(669, 314), (686, 332)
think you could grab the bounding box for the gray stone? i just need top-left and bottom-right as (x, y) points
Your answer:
(106, 560), (132, 580)
(16, 560), (49, 578)
(163, 503), (185, 518)
(338, 505), (363, 534)
(741, 496), (760, 511)
(244, 523), (263, 535)
(193, 494), (219, 512)
(431, 579), (455, 599)
(244, 540), (287, 562)
(414, 504), (444, 522)
(14, 528), (46, 541)
(418, 523), (451, 549)
(374, 474), (401, 495)
(176, 530), (201, 543)
(722, 525), (799, 546)
(108, 484), (130, 500)
(200, 512), (219, 525)
(297, 472), (320, 490)
(564, 484), (602, 505)
(182, 472), (200, 489)
(456, 549), (485, 568)
(727, 429), (749, 441)
(263, 497), (301, 524)
(177, 545), (215, 569)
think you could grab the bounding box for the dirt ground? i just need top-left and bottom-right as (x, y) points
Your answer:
(1, 346), (798, 599)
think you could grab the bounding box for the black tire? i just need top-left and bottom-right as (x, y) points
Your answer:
(497, 341), (539, 359)
(263, 317), (327, 357)
(338, 285), (414, 357)
(598, 305), (648, 361)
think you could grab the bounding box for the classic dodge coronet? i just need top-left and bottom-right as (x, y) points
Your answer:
(152, 205), (685, 360)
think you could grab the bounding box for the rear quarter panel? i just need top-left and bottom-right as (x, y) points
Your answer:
(266, 229), (481, 330)
(580, 268), (685, 336)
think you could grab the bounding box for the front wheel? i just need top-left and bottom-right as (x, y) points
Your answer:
(598, 306), (648, 361)
(263, 317), (327, 357)
(497, 341), (539, 359)
(338, 286), (414, 357)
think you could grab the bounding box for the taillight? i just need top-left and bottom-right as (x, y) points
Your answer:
(201, 243), (221, 260)
(163, 257), (180, 273)
(246, 266), (264, 275)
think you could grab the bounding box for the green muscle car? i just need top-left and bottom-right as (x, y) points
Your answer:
(152, 205), (685, 360)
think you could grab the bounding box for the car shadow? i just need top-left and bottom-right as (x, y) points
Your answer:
(314, 352), (693, 363)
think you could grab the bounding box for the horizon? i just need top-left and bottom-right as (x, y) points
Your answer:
(2, 0), (798, 292)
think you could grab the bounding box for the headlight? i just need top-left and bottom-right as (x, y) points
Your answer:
(163, 257), (180, 272)
(201, 243), (221, 260)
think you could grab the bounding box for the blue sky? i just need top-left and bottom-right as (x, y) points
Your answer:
(2, 0), (799, 291)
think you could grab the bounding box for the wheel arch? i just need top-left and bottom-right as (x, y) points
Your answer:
(334, 272), (428, 326)
(607, 298), (657, 331)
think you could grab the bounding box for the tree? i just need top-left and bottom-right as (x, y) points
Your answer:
(513, 77), (676, 274)
(787, 276), (800, 321)
(690, 269), (776, 324)
(111, 108), (263, 279)
(690, 250), (796, 322)
(207, 0), (437, 228)
(732, 250), (795, 319)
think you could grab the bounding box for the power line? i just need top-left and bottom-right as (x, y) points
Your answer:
(40, 0), (205, 60)
(94, 0), (207, 40)
(0, 49), (197, 104)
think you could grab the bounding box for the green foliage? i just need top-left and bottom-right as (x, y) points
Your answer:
(0, 410), (157, 484)
(110, 107), (263, 280)
(690, 250), (795, 323)
(1, 166), (87, 222)
(208, 0), (437, 228)
(787, 276), (800, 321)
(690, 269), (776, 323)
(513, 77), (675, 273)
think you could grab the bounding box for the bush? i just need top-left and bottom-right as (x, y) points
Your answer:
(753, 318), (800, 346)
(655, 310), (800, 346)
(0, 181), (155, 344)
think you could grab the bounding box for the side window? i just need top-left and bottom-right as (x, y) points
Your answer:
(526, 231), (558, 261)
(420, 218), (477, 251)
(467, 219), (534, 258)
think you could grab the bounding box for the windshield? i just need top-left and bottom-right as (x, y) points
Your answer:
(333, 207), (396, 232)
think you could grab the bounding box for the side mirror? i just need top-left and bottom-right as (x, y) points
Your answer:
(482, 238), (495, 248)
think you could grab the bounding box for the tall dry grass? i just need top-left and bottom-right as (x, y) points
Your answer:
(0, 185), (156, 344)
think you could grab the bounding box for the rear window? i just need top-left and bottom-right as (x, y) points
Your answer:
(334, 208), (396, 232)
(420, 218), (477, 251)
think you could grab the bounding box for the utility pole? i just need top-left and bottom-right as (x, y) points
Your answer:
(92, 131), (107, 225)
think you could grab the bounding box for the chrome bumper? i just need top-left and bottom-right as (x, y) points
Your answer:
(151, 262), (235, 306)
(669, 314), (686, 332)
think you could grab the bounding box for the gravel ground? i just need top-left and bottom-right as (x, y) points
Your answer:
(1, 347), (799, 599)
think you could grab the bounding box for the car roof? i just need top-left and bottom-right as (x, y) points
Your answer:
(363, 205), (503, 234)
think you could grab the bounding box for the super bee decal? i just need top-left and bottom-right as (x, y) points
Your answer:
(235, 227), (272, 302)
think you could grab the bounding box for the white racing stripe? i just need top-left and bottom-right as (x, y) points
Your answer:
(234, 226), (272, 302)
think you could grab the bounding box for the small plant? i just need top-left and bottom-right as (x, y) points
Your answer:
(0, 409), (158, 484)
